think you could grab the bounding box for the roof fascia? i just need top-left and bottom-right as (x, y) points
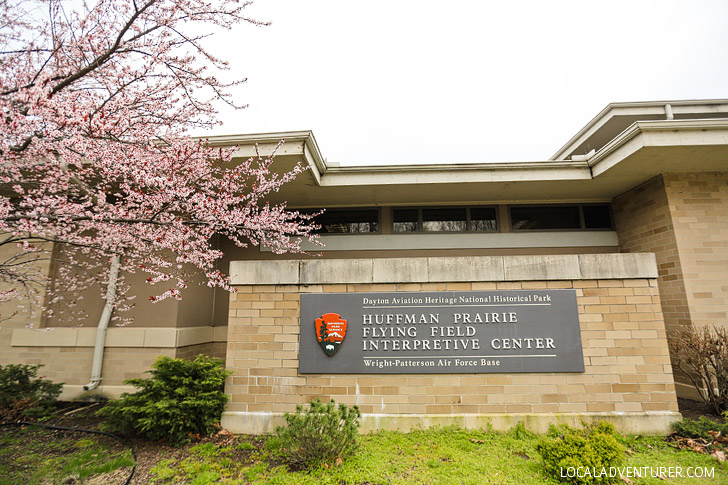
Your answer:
(550, 99), (728, 161)
(317, 161), (592, 187)
(192, 109), (728, 192)
(200, 131), (591, 186)
(325, 160), (586, 174)
(200, 130), (326, 185)
(588, 118), (728, 177)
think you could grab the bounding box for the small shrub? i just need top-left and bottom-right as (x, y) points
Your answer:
(536, 421), (624, 484)
(98, 354), (231, 445)
(669, 324), (728, 414)
(509, 422), (536, 440)
(275, 399), (361, 468)
(0, 364), (62, 421)
(671, 416), (728, 439)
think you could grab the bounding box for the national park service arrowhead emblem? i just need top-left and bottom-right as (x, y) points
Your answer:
(315, 312), (347, 356)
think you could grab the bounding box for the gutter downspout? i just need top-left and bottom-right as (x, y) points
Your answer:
(83, 255), (121, 391)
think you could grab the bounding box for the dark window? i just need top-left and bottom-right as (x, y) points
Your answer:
(470, 207), (498, 232)
(392, 209), (419, 232)
(305, 209), (379, 234)
(583, 205), (613, 229)
(511, 206), (580, 230)
(510, 204), (612, 231)
(422, 208), (466, 232)
(393, 207), (497, 233)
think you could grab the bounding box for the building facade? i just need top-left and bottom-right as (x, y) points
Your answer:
(2, 99), (727, 434)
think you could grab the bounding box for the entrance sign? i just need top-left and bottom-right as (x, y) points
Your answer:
(299, 290), (584, 374)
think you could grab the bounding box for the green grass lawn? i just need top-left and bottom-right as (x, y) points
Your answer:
(0, 425), (134, 485)
(148, 426), (728, 485)
(2, 422), (726, 484)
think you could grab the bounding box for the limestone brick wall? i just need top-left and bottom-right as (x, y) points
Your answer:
(0, 335), (224, 400)
(223, 255), (679, 434)
(663, 173), (728, 330)
(613, 173), (728, 398)
(614, 173), (728, 332)
(0, 343), (174, 397)
(3, 325), (227, 399)
(0, 236), (226, 399)
(175, 342), (227, 361)
(613, 176), (690, 333)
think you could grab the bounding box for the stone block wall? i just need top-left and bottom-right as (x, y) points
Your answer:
(175, 342), (227, 361)
(613, 173), (728, 333)
(663, 173), (728, 330)
(613, 176), (689, 334)
(0, 236), (226, 400)
(2, 326), (228, 400)
(0, 341), (175, 399)
(613, 173), (728, 398)
(222, 255), (680, 435)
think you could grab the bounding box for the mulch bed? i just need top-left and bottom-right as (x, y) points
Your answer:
(677, 397), (720, 421)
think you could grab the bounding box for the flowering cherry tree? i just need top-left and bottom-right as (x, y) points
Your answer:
(0, 0), (319, 320)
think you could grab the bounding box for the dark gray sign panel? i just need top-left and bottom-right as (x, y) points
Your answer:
(299, 290), (584, 374)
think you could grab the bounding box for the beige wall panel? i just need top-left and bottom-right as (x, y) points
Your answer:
(2, 325), (227, 397)
(0, 238), (52, 328)
(42, 249), (218, 329)
(44, 255), (180, 328)
(663, 173), (728, 331)
(613, 172), (728, 399)
(613, 176), (690, 334)
(175, 270), (216, 328)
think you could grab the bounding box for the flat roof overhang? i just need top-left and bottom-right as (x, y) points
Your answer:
(550, 99), (728, 161)
(204, 114), (728, 207)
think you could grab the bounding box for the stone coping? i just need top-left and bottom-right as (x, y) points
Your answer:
(10, 325), (227, 348)
(60, 385), (134, 401)
(221, 410), (681, 436)
(230, 253), (658, 285)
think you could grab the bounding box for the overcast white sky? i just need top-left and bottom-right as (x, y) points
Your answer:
(200, 0), (728, 165)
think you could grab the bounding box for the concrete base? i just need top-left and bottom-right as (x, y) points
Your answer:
(60, 384), (135, 401)
(221, 411), (683, 436)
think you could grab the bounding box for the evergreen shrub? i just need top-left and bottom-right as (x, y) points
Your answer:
(275, 399), (361, 468)
(536, 421), (624, 484)
(671, 416), (728, 439)
(98, 354), (231, 445)
(0, 364), (62, 420)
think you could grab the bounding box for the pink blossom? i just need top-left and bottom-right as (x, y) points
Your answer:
(0, 0), (319, 323)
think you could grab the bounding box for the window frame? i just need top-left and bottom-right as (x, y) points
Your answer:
(298, 207), (382, 235)
(391, 206), (499, 234)
(508, 203), (614, 232)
